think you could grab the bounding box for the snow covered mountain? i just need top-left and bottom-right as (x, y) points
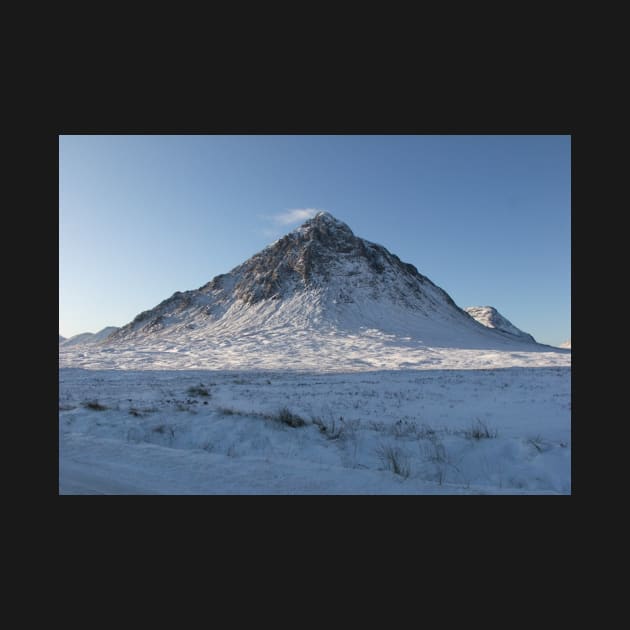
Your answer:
(464, 306), (536, 343)
(106, 212), (537, 349)
(559, 340), (571, 349)
(60, 326), (120, 347)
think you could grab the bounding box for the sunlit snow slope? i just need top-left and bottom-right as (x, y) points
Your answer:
(464, 306), (536, 343)
(60, 326), (120, 347)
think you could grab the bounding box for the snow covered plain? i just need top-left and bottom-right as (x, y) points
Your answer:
(59, 364), (571, 494)
(59, 328), (570, 372)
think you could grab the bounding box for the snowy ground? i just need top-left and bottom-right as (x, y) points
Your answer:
(59, 329), (571, 372)
(59, 366), (571, 494)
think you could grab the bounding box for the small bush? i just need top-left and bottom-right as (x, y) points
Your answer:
(152, 424), (175, 438)
(82, 400), (107, 411)
(175, 401), (198, 414)
(274, 407), (306, 428)
(187, 385), (210, 397)
(376, 444), (410, 479)
(312, 416), (344, 439)
(526, 435), (551, 453)
(417, 423), (438, 439)
(391, 419), (419, 438)
(464, 419), (498, 440)
(423, 439), (449, 464)
(218, 406), (237, 416)
(420, 439), (458, 486)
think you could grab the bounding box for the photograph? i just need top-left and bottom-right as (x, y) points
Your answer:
(59, 133), (571, 494)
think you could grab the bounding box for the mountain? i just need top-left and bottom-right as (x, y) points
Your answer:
(464, 306), (536, 343)
(559, 340), (571, 349)
(106, 212), (540, 351)
(60, 326), (120, 347)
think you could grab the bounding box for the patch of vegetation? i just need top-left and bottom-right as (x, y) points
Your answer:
(176, 402), (198, 414)
(464, 419), (498, 440)
(217, 406), (237, 416)
(152, 424), (175, 438)
(312, 416), (344, 439)
(217, 405), (307, 428)
(82, 400), (108, 411)
(187, 385), (211, 397)
(368, 420), (388, 432)
(417, 423), (439, 439)
(273, 407), (307, 428)
(375, 444), (410, 479)
(526, 435), (552, 453)
(419, 437), (460, 486)
(391, 419), (419, 438)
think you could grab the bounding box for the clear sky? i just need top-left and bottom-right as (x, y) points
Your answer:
(59, 134), (571, 345)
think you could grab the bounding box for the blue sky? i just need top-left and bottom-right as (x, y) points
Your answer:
(59, 134), (570, 345)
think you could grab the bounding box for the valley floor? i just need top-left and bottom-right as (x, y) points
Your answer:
(58, 329), (571, 372)
(59, 366), (571, 494)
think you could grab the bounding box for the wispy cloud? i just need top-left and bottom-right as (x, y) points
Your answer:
(271, 208), (321, 226)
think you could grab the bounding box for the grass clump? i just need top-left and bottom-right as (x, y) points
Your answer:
(375, 444), (411, 479)
(274, 407), (307, 428)
(312, 416), (345, 440)
(217, 407), (238, 416)
(82, 400), (108, 411)
(464, 419), (498, 440)
(526, 435), (552, 453)
(187, 385), (211, 397)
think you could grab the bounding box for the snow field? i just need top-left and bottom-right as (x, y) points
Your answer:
(59, 366), (570, 494)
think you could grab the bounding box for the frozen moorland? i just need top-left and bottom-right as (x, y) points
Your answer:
(59, 366), (570, 494)
(59, 212), (570, 494)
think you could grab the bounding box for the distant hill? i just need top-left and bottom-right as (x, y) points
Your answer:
(60, 326), (119, 347)
(464, 306), (536, 343)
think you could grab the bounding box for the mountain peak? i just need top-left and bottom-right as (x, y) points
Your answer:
(311, 210), (339, 222)
(105, 214), (543, 352)
(295, 211), (354, 238)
